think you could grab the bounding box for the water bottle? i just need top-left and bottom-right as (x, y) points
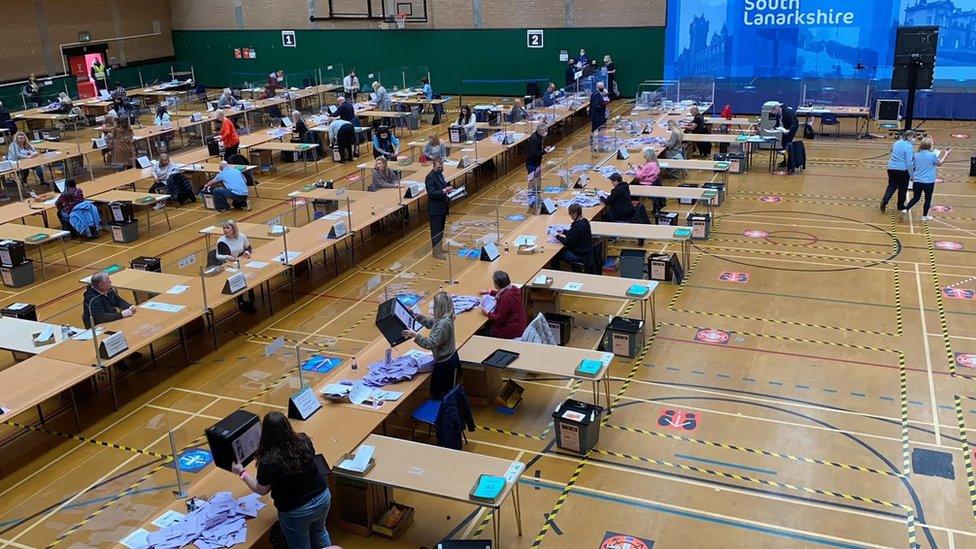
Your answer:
(61, 325), (70, 341)
(371, 206), (375, 216)
(504, 241), (509, 254)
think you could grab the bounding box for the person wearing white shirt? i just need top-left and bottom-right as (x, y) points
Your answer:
(456, 105), (477, 141)
(212, 219), (256, 313)
(343, 70), (360, 100)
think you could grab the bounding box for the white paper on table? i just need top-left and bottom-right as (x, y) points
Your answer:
(245, 260), (269, 269)
(320, 383), (351, 399)
(504, 461), (525, 483)
(563, 282), (583, 291)
(166, 284), (190, 295)
(339, 444), (375, 472)
(513, 235), (537, 247)
(274, 251), (302, 263)
(201, 225), (218, 233)
(72, 327), (104, 341)
(533, 274), (549, 285)
(347, 381), (372, 405)
(120, 528), (150, 549)
(141, 302), (186, 313)
(151, 510), (184, 528)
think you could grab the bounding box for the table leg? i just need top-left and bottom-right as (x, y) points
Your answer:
(493, 506), (501, 547)
(514, 482), (523, 536)
(146, 206), (153, 237)
(179, 326), (190, 365)
(108, 365), (119, 411)
(59, 237), (69, 270)
(37, 243), (46, 280)
(36, 404), (45, 425)
(70, 386), (81, 432)
(163, 203), (172, 230)
(604, 375), (612, 412)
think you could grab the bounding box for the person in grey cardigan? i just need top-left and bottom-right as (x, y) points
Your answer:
(371, 81), (392, 111)
(402, 291), (459, 399)
(369, 157), (400, 191)
(422, 133), (446, 161)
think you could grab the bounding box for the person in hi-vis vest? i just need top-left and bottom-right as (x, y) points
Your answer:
(90, 59), (109, 91)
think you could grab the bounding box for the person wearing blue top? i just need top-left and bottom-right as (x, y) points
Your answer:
(421, 77), (433, 101)
(904, 137), (949, 221)
(328, 118), (355, 162)
(543, 83), (563, 107)
(371, 126), (400, 160)
(881, 130), (915, 213)
(203, 161), (250, 212)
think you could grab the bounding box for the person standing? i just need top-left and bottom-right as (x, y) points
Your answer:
(424, 157), (453, 259)
(589, 82), (610, 132)
(90, 60), (109, 92)
(565, 59), (577, 91)
(232, 412), (333, 549)
(904, 137), (949, 221)
(603, 55), (618, 99)
(334, 96), (356, 123)
(371, 81), (391, 111)
(343, 70), (360, 100)
(685, 105), (711, 158)
(328, 117), (355, 162)
(23, 74), (43, 108)
(526, 123), (554, 213)
(214, 110), (240, 161)
(401, 291), (459, 400)
(881, 130), (914, 213)
(456, 105), (477, 141)
(771, 102), (799, 149)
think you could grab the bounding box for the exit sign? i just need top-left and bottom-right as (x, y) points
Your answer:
(79, 32), (91, 42)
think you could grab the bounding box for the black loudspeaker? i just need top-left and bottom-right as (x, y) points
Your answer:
(894, 26), (939, 63)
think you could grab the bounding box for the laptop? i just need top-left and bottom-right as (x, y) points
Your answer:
(91, 136), (107, 150)
(136, 156), (152, 169)
(281, 117), (294, 128)
(369, 92), (378, 102)
(482, 349), (519, 368)
(327, 105), (338, 115)
(53, 179), (66, 193)
(98, 90), (111, 100)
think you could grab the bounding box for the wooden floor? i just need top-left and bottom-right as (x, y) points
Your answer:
(0, 100), (975, 549)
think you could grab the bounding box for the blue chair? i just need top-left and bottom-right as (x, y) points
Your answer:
(820, 113), (840, 137)
(410, 382), (467, 446)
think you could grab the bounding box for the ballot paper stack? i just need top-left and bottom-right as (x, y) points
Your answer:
(140, 492), (265, 549)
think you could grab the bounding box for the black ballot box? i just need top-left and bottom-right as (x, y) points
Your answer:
(205, 410), (261, 471)
(1, 302), (37, 321)
(375, 297), (416, 346)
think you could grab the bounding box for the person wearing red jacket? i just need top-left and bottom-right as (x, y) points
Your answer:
(214, 110), (240, 161)
(480, 270), (528, 339)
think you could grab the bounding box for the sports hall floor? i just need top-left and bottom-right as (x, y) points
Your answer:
(0, 97), (974, 549)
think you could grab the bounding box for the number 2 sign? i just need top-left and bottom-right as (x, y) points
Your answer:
(527, 29), (544, 48)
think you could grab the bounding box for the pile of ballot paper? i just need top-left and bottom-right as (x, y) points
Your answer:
(136, 492), (265, 549)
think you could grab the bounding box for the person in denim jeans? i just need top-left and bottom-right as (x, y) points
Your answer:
(233, 412), (333, 548)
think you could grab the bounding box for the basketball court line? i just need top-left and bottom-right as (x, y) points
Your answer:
(468, 437), (969, 542)
(914, 264), (944, 446)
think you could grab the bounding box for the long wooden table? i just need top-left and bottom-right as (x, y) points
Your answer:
(530, 268), (658, 336)
(0, 223), (70, 278)
(459, 335), (613, 410)
(89, 189), (172, 237)
(589, 220), (692, 268)
(335, 435), (524, 547)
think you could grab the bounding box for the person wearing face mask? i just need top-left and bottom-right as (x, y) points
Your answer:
(425, 157), (454, 259)
(526, 124), (555, 213)
(565, 59), (578, 92)
(589, 82), (610, 132)
(577, 49), (589, 69)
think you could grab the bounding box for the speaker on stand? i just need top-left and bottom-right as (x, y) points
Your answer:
(890, 26), (939, 132)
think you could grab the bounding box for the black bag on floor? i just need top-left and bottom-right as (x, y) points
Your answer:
(166, 173), (196, 204)
(803, 123), (815, 140)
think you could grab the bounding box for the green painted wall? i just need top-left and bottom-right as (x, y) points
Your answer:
(172, 27), (664, 98)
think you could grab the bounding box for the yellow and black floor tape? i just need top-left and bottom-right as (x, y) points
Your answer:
(1, 419), (170, 460)
(954, 395), (976, 524)
(603, 423), (903, 477)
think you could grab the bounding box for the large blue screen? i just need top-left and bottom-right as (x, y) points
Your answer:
(665, 0), (976, 81)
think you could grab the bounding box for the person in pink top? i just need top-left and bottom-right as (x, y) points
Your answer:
(633, 147), (665, 213)
(633, 147), (661, 185)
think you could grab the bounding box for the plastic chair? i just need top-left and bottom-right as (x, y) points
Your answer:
(819, 113), (840, 137)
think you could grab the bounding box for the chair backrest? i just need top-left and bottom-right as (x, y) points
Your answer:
(822, 113), (838, 124)
(206, 249), (220, 267)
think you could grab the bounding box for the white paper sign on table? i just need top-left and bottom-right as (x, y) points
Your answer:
(563, 282), (583, 291)
(141, 302), (186, 313)
(166, 284), (190, 295)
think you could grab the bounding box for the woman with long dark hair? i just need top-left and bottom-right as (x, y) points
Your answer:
(456, 105), (477, 141)
(233, 412), (333, 548)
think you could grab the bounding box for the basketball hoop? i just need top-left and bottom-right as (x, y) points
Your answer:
(394, 13), (407, 29)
